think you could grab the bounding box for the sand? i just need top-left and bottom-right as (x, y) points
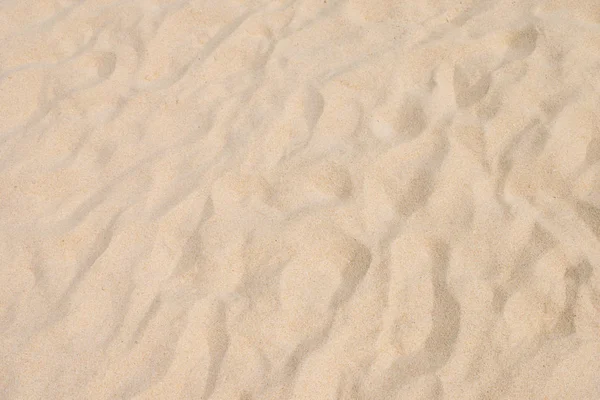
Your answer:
(1, 0), (600, 399)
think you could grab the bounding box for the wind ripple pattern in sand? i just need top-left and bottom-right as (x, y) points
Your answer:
(1, 0), (600, 399)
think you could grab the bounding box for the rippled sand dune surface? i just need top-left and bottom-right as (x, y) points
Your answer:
(1, 0), (600, 399)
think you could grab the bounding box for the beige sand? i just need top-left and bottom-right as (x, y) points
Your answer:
(1, 0), (600, 399)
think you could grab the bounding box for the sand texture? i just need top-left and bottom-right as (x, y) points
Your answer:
(1, 0), (600, 399)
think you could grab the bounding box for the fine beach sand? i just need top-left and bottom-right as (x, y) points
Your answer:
(1, 0), (600, 399)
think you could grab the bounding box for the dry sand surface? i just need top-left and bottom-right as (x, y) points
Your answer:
(2, 0), (600, 399)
